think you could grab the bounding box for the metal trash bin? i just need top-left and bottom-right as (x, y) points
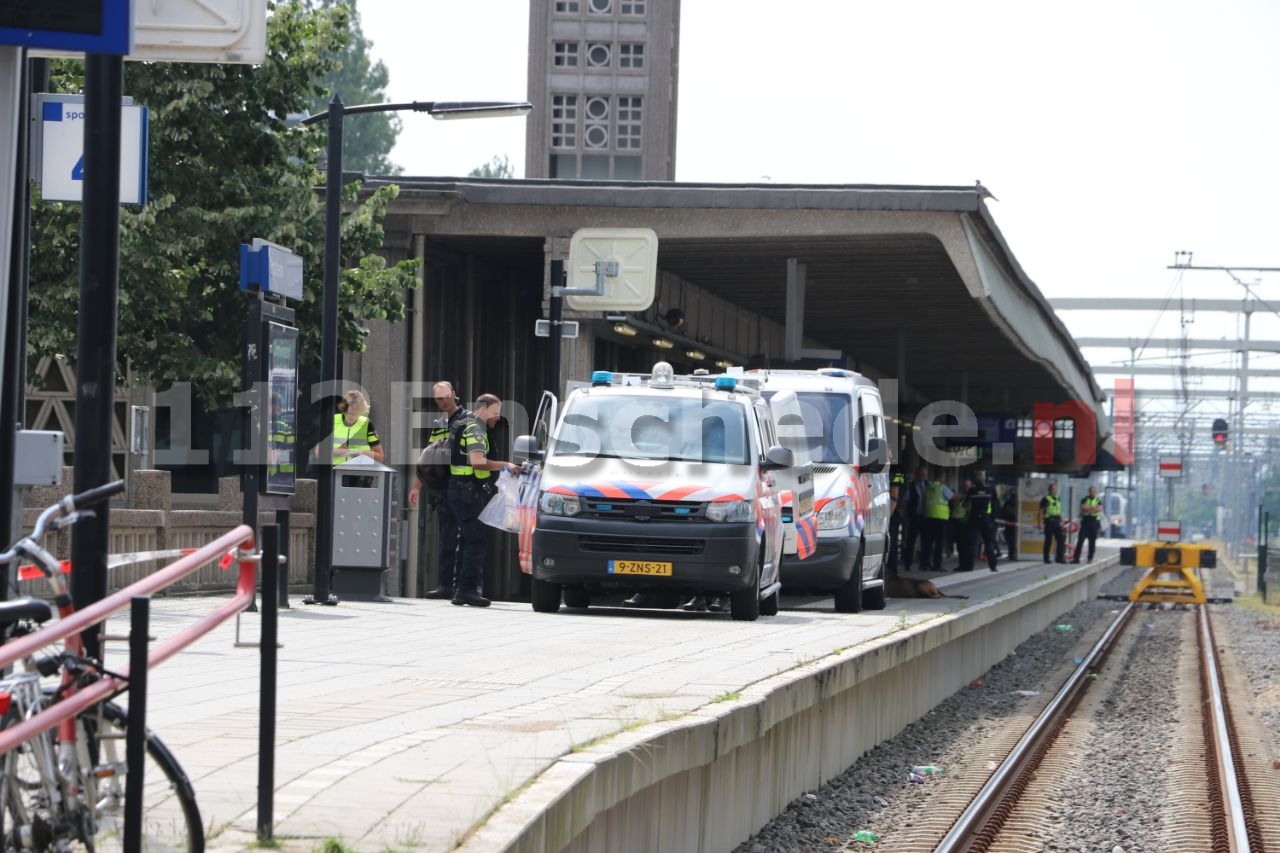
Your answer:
(330, 459), (400, 601)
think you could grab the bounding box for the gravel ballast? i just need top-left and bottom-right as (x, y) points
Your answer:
(733, 566), (1280, 852)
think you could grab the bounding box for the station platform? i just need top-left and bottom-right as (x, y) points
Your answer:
(110, 547), (1123, 852)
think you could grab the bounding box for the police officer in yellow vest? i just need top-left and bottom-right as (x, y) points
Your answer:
(331, 389), (384, 464)
(921, 470), (953, 571)
(1039, 481), (1066, 563)
(447, 394), (520, 608)
(1072, 485), (1103, 563)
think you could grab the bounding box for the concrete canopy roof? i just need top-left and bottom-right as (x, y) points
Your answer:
(376, 177), (1107, 438)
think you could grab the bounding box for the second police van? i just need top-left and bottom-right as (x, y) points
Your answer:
(753, 368), (891, 612)
(513, 362), (816, 621)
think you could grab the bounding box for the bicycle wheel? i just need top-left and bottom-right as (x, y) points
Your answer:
(78, 702), (204, 853)
(1, 687), (67, 851)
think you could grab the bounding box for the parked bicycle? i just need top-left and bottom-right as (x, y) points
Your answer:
(0, 481), (203, 852)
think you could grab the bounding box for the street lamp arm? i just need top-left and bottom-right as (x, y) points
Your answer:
(300, 100), (532, 125)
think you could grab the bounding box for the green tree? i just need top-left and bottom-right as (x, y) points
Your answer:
(308, 0), (401, 175)
(1262, 470), (1280, 533)
(468, 154), (513, 178)
(28, 0), (419, 410)
(1174, 486), (1218, 534)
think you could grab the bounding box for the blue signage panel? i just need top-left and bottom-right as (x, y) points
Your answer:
(0, 0), (134, 55)
(943, 414), (1011, 447)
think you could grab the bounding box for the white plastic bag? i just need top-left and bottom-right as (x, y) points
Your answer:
(479, 468), (522, 532)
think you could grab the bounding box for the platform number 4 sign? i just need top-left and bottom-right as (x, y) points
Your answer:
(33, 95), (149, 205)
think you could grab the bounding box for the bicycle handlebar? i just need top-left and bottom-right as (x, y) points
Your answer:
(58, 479), (126, 514)
(0, 479), (126, 564)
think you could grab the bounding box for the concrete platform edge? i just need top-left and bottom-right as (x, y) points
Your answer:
(462, 558), (1123, 853)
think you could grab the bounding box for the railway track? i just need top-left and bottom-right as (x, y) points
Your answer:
(868, 602), (1280, 852)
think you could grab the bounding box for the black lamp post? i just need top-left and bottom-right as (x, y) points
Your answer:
(298, 96), (532, 605)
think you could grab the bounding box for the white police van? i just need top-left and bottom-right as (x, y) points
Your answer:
(753, 368), (891, 611)
(513, 362), (815, 621)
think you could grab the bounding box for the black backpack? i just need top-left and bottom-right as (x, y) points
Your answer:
(416, 414), (468, 488)
(416, 435), (451, 488)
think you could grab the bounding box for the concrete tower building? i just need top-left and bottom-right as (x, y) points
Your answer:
(524, 0), (680, 180)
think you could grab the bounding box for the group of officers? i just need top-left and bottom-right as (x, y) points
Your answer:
(889, 468), (1105, 573)
(1038, 481), (1103, 564)
(329, 383), (518, 608)
(891, 467), (1004, 573)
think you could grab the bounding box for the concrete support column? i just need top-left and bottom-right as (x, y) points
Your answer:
(784, 258), (806, 362)
(404, 233), (427, 597)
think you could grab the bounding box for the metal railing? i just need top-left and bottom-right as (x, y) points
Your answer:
(0, 522), (284, 842)
(0, 525), (257, 751)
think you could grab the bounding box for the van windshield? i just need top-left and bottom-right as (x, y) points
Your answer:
(553, 394), (751, 464)
(764, 391), (853, 464)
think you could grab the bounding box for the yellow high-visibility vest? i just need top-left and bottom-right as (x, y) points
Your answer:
(333, 414), (375, 464)
(925, 482), (950, 520)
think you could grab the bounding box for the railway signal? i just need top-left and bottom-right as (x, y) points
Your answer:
(1212, 417), (1228, 450)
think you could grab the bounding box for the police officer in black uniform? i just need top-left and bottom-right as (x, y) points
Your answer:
(999, 490), (1019, 560)
(887, 467), (906, 575)
(447, 394), (520, 608)
(407, 381), (468, 598)
(900, 467), (928, 571)
(966, 472), (999, 572)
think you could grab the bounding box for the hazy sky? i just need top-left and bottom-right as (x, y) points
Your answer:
(356, 0), (1280, 414)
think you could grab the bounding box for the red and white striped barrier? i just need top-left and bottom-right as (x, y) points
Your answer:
(18, 547), (205, 581)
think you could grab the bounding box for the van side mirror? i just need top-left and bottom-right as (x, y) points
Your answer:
(860, 437), (888, 473)
(760, 444), (794, 471)
(513, 434), (542, 465)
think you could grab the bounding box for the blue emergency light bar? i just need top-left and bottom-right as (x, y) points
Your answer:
(714, 376), (737, 391)
(591, 371), (613, 386)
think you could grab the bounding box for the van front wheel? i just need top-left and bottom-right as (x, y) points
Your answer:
(531, 577), (562, 613)
(730, 549), (763, 622)
(833, 542), (865, 614)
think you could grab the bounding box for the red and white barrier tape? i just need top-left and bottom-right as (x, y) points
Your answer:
(17, 547), (202, 582)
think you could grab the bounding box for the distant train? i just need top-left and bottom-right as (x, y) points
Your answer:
(1102, 492), (1127, 538)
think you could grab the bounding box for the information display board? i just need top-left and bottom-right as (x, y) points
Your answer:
(1017, 477), (1055, 559)
(263, 321), (298, 495)
(0, 0), (134, 54)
